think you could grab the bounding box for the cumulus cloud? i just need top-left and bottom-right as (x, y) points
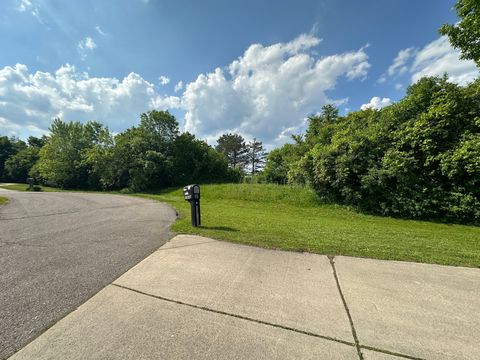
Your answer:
(1, 34), (372, 145)
(158, 76), (170, 85)
(77, 37), (96, 60)
(411, 36), (478, 85)
(174, 81), (183, 93)
(381, 36), (478, 86)
(0, 63), (178, 137)
(182, 34), (371, 145)
(360, 97), (392, 110)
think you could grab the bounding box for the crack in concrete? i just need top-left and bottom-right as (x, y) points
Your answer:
(111, 283), (357, 348)
(328, 255), (364, 360)
(361, 345), (427, 360)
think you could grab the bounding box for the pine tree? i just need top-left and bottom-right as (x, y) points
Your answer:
(215, 133), (249, 169)
(247, 138), (267, 174)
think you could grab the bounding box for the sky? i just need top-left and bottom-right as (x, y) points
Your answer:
(0, 0), (478, 147)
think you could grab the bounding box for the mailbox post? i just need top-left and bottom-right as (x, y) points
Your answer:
(183, 184), (201, 227)
(27, 177), (34, 191)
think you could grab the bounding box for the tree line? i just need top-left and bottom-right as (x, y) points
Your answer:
(0, 111), (268, 191)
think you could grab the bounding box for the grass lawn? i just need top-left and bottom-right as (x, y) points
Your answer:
(137, 184), (480, 268)
(0, 183), (61, 192)
(0, 196), (8, 206)
(2, 181), (479, 267)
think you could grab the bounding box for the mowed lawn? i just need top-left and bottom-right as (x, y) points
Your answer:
(138, 184), (480, 268)
(2, 182), (479, 267)
(0, 183), (60, 192)
(0, 196), (8, 206)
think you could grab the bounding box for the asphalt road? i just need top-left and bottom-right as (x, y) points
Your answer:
(0, 190), (176, 359)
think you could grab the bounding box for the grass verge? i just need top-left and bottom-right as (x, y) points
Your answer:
(137, 184), (480, 268)
(0, 183), (60, 192)
(0, 196), (8, 206)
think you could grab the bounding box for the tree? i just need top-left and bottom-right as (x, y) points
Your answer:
(440, 0), (480, 67)
(4, 147), (40, 182)
(173, 132), (234, 185)
(0, 136), (26, 180)
(246, 138), (267, 174)
(305, 104), (339, 145)
(36, 119), (112, 188)
(215, 133), (248, 169)
(27, 135), (47, 148)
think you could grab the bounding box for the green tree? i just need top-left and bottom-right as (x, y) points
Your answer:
(174, 132), (234, 185)
(305, 104), (339, 144)
(215, 133), (248, 169)
(36, 119), (111, 188)
(246, 138), (267, 174)
(4, 147), (40, 182)
(440, 0), (480, 67)
(0, 136), (27, 180)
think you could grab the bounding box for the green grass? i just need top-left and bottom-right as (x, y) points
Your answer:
(0, 183), (61, 192)
(0, 183), (87, 192)
(0, 196), (8, 206)
(3, 181), (479, 267)
(137, 184), (480, 268)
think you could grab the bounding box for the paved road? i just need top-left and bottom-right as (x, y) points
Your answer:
(9, 235), (480, 360)
(0, 190), (176, 360)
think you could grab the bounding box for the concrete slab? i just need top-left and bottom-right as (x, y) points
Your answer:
(361, 350), (404, 359)
(114, 235), (354, 343)
(335, 256), (480, 360)
(9, 285), (359, 360)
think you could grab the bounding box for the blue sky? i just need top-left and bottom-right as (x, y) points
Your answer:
(0, 0), (478, 146)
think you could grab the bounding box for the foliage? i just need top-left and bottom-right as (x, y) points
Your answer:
(440, 0), (480, 67)
(215, 133), (249, 169)
(263, 142), (305, 184)
(36, 119), (112, 188)
(264, 77), (480, 223)
(27, 111), (234, 191)
(4, 147), (40, 182)
(246, 138), (267, 174)
(0, 136), (26, 180)
(173, 132), (236, 185)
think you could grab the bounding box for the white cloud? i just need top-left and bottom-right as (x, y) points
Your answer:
(0, 63), (179, 137)
(411, 36), (478, 85)
(380, 36), (478, 86)
(181, 34), (371, 145)
(77, 37), (96, 60)
(360, 97), (392, 110)
(95, 26), (107, 37)
(16, 0), (41, 21)
(395, 83), (403, 90)
(158, 76), (170, 85)
(387, 47), (416, 76)
(1, 34), (373, 145)
(174, 81), (183, 93)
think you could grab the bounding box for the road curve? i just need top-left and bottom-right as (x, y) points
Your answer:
(0, 190), (176, 359)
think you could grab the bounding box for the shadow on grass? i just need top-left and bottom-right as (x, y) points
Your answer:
(198, 226), (239, 232)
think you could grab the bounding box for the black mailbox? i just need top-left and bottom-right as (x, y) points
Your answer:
(27, 177), (34, 191)
(183, 184), (201, 227)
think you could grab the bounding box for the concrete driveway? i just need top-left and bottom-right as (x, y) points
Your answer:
(8, 234), (480, 360)
(0, 189), (176, 360)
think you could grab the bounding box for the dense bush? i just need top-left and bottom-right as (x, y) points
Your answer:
(264, 77), (480, 223)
